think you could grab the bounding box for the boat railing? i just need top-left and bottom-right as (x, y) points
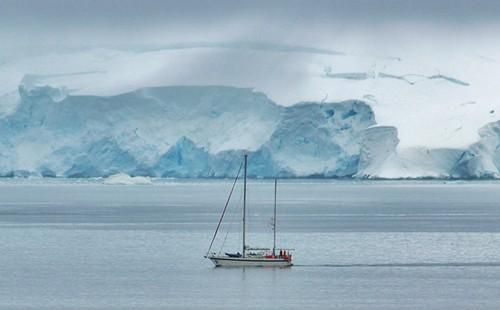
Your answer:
(246, 247), (295, 251)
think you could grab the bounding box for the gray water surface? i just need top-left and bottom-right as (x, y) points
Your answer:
(1, 179), (500, 309)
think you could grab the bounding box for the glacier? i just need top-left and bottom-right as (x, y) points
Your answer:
(0, 84), (388, 178)
(2, 46), (499, 153)
(1, 83), (500, 179)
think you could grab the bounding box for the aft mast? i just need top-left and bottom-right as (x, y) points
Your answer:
(242, 154), (247, 258)
(273, 178), (277, 257)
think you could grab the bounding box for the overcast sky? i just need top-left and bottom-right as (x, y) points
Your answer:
(1, 0), (499, 55)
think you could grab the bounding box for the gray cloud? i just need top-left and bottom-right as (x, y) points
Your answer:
(3, 0), (500, 25)
(1, 0), (499, 53)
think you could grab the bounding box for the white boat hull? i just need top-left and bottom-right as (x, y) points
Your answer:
(208, 256), (292, 267)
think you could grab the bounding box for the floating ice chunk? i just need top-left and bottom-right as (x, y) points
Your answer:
(104, 173), (152, 185)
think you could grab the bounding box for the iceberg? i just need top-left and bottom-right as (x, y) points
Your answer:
(104, 173), (152, 185)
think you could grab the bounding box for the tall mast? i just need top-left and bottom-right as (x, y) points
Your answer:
(273, 178), (277, 256)
(242, 154), (247, 258)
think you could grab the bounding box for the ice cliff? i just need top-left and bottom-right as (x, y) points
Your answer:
(0, 85), (389, 178)
(1, 84), (499, 179)
(450, 121), (500, 178)
(356, 121), (500, 179)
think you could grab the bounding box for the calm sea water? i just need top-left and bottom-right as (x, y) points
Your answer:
(1, 179), (500, 309)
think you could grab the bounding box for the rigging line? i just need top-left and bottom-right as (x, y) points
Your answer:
(218, 183), (244, 254)
(205, 161), (243, 256)
(218, 226), (231, 255)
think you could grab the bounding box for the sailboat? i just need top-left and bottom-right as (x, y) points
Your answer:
(205, 154), (293, 267)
